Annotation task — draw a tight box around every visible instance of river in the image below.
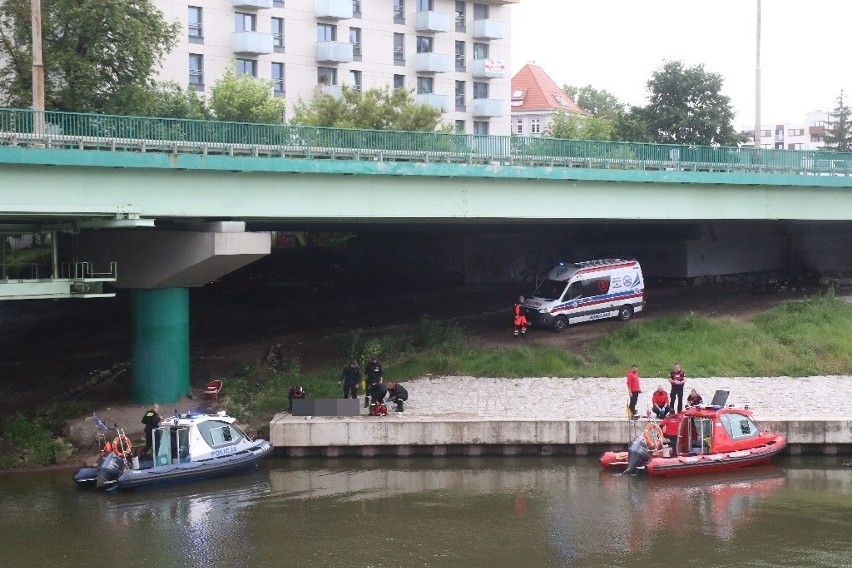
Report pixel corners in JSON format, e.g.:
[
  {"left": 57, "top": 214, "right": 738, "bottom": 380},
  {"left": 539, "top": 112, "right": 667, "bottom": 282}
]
[{"left": 1, "top": 456, "right": 850, "bottom": 568}]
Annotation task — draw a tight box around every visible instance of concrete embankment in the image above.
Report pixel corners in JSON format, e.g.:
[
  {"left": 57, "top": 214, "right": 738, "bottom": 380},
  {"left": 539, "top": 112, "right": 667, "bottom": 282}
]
[{"left": 269, "top": 376, "right": 852, "bottom": 457}]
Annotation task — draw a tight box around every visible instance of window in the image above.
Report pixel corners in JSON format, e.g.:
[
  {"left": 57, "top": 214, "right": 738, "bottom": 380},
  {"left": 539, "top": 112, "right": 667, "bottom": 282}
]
[
  {"left": 350, "top": 27, "right": 362, "bottom": 58},
  {"left": 394, "top": 0, "right": 405, "bottom": 22},
  {"left": 473, "top": 81, "right": 488, "bottom": 99},
  {"left": 236, "top": 58, "right": 257, "bottom": 77},
  {"left": 455, "top": 1, "right": 466, "bottom": 31},
  {"left": 271, "top": 62, "right": 284, "bottom": 95},
  {"left": 394, "top": 33, "right": 405, "bottom": 63},
  {"left": 581, "top": 277, "right": 610, "bottom": 297},
  {"left": 349, "top": 69, "right": 362, "bottom": 91},
  {"left": 455, "top": 80, "right": 465, "bottom": 111},
  {"left": 531, "top": 118, "right": 540, "bottom": 134},
  {"left": 235, "top": 12, "right": 256, "bottom": 32},
  {"left": 393, "top": 74, "right": 405, "bottom": 90},
  {"left": 788, "top": 128, "right": 804, "bottom": 137},
  {"left": 317, "top": 23, "right": 336, "bottom": 42},
  {"left": 274, "top": 0, "right": 284, "bottom": 5},
  {"left": 788, "top": 142, "right": 804, "bottom": 150},
  {"left": 455, "top": 120, "right": 465, "bottom": 133},
  {"left": 455, "top": 41, "right": 465, "bottom": 71},
  {"left": 811, "top": 134, "right": 823, "bottom": 142},
  {"left": 760, "top": 129, "right": 772, "bottom": 137},
  {"left": 272, "top": 18, "right": 284, "bottom": 51},
  {"left": 473, "top": 121, "right": 488, "bottom": 135},
  {"left": 188, "top": 7, "right": 203, "bottom": 43},
  {"left": 188, "top": 54, "right": 203, "bottom": 89},
  {"left": 352, "top": 0, "right": 361, "bottom": 17},
  {"left": 417, "top": 36, "right": 433, "bottom": 53},
  {"left": 417, "top": 0, "right": 433, "bottom": 10},
  {"left": 317, "top": 66, "right": 337, "bottom": 85},
  {"left": 416, "top": 76, "right": 433, "bottom": 94},
  {"left": 721, "top": 414, "right": 759, "bottom": 441},
  {"left": 515, "top": 119, "right": 523, "bottom": 135},
  {"left": 473, "top": 2, "right": 488, "bottom": 19},
  {"left": 473, "top": 42, "right": 488, "bottom": 59}
]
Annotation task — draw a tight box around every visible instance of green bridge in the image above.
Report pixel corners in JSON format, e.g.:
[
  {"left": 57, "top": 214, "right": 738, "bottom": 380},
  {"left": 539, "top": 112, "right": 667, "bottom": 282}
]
[{"left": 2, "top": 107, "right": 852, "bottom": 403}]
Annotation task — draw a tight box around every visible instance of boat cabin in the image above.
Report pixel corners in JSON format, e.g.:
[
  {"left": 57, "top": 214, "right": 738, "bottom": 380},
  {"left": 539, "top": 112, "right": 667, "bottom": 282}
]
[
  {"left": 152, "top": 412, "right": 251, "bottom": 467},
  {"left": 675, "top": 391, "right": 766, "bottom": 456}
]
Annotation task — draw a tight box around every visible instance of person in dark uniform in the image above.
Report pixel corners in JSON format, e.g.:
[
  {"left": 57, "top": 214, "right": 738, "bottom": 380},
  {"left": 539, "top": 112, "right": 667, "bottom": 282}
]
[
  {"left": 368, "top": 377, "right": 389, "bottom": 416},
  {"left": 387, "top": 381, "right": 408, "bottom": 412},
  {"left": 141, "top": 404, "right": 160, "bottom": 455},
  {"left": 288, "top": 385, "right": 306, "bottom": 412},
  {"left": 669, "top": 363, "right": 686, "bottom": 413},
  {"left": 339, "top": 360, "right": 361, "bottom": 399},
  {"left": 363, "top": 357, "right": 383, "bottom": 408}
]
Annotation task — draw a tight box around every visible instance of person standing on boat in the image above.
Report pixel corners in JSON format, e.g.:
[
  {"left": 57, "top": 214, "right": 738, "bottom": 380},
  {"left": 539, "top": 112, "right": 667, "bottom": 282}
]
[
  {"left": 669, "top": 363, "right": 686, "bottom": 413},
  {"left": 363, "top": 357, "right": 383, "bottom": 409},
  {"left": 141, "top": 404, "right": 160, "bottom": 455},
  {"left": 651, "top": 385, "right": 670, "bottom": 419},
  {"left": 686, "top": 389, "right": 703, "bottom": 407},
  {"left": 339, "top": 360, "right": 361, "bottom": 399},
  {"left": 626, "top": 364, "right": 641, "bottom": 419},
  {"left": 660, "top": 410, "right": 680, "bottom": 455}
]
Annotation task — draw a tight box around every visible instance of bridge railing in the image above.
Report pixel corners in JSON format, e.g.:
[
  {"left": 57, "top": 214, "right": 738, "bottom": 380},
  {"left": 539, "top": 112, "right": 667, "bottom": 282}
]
[{"left": 2, "top": 107, "right": 852, "bottom": 176}]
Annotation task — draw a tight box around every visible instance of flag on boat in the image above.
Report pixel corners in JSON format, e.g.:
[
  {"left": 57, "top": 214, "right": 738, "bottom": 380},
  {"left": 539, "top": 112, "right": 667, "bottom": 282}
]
[{"left": 93, "top": 414, "right": 108, "bottom": 430}]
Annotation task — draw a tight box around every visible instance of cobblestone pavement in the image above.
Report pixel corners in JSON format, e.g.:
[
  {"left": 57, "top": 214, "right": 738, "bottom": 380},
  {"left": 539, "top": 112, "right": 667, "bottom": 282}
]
[{"left": 393, "top": 375, "right": 852, "bottom": 420}]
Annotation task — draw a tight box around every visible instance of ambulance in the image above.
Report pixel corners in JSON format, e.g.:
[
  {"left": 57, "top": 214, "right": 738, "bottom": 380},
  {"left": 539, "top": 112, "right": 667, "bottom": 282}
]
[{"left": 522, "top": 259, "right": 645, "bottom": 332}]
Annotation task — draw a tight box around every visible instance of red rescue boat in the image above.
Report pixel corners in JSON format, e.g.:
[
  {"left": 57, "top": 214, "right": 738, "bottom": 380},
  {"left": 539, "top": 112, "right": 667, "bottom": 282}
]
[{"left": 600, "top": 390, "right": 787, "bottom": 478}]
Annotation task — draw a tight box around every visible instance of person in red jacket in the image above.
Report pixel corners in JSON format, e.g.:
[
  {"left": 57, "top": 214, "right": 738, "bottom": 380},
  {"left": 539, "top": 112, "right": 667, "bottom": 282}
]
[
  {"left": 626, "top": 364, "right": 641, "bottom": 419},
  {"left": 513, "top": 295, "right": 528, "bottom": 338},
  {"left": 651, "top": 385, "right": 670, "bottom": 419},
  {"left": 660, "top": 410, "right": 680, "bottom": 454}
]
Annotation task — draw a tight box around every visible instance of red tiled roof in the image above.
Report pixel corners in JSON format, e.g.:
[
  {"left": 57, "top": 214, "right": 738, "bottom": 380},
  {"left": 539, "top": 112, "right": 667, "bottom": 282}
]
[{"left": 510, "top": 63, "right": 588, "bottom": 114}]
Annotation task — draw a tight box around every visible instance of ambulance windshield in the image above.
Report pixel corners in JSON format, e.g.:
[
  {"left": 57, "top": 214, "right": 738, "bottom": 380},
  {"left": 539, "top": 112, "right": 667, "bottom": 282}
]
[{"left": 532, "top": 279, "right": 567, "bottom": 301}]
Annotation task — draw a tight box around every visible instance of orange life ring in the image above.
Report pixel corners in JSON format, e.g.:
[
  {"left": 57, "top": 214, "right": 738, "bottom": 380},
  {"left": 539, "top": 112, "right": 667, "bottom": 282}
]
[
  {"left": 643, "top": 423, "right": 664, "bottom": 450},
  {"left": 112, "top": 435, "right": 132, "bottom": 457}
]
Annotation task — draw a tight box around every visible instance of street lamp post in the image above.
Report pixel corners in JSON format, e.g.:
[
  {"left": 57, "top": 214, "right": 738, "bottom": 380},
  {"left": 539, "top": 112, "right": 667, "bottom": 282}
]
[
  {"left": 754, "top": 0, "right": 761, "bottom": 150},
  {"left": 31, "top": 0, "right": 45, "bottom": 136}
]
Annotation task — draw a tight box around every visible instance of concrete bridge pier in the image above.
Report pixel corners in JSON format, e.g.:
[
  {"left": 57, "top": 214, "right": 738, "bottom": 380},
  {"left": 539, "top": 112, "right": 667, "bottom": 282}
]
[
  {"left": 132, "top": 288, "right": 190, "bottom": 404},
  {"left": 79, "top": 222, "right": 270, "bottom": 403}
]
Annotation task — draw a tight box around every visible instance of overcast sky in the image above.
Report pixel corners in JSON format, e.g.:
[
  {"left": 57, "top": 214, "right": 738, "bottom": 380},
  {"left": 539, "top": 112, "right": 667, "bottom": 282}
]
[{"left": 510, "top": 0, "right": 852, "bottom": 127}]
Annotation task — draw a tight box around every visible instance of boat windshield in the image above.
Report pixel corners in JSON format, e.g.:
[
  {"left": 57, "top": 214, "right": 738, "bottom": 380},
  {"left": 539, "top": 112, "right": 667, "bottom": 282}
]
[
  {"left": 720, "top": 413, "right": 760, "bottom": 441},
  {"left": 532, "top": 279, "right": 567, "bottom": 301},
  {"left": 197, "top": 420, "right": 246, "bottom": 448},
  {"left": 153, "top": 427, "right": 190, "bottom": 466}
]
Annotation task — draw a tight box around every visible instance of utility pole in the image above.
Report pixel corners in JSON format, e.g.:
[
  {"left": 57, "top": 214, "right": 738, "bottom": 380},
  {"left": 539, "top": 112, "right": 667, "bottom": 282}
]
[
  {"left": 31, "top": 0, "right": 45, "bottom": 136},
  {"left": 754, "top": 0, "right": 761, "bottom": 150}
]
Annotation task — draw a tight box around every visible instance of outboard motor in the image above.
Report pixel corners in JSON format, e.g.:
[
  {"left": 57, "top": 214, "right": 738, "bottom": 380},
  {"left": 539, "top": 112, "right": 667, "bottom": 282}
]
[
  {"left": 623, "top": 435, "right": 652, "bottom": 475},
  {"left": 96, "top": 453, "right": 126, "bottom": 489}
]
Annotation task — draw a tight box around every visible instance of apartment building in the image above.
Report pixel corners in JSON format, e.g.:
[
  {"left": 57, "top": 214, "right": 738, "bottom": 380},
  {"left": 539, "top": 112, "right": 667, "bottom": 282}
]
[
  {"left": 152, "top": 0, "right": 518, "bottom": 134},
  {"left": 739, "top": 111, "right": 830, "bottom": 151}
]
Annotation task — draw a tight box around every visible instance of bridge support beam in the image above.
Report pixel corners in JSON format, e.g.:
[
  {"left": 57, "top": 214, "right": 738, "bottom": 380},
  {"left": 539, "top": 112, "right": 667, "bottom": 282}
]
[{"left": 132, "top": 287, "right": 189, "bottom": 404}]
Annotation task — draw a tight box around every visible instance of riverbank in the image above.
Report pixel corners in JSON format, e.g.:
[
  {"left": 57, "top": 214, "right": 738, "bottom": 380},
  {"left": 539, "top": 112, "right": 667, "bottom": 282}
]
[{"left": 270, "top": 375, "right": 852, "bottom": 457}]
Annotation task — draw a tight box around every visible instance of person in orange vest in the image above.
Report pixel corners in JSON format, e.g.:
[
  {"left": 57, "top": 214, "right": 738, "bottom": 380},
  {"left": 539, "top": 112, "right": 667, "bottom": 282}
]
[{"left": 513, "top": 295, "right": 528, "bottom": 338}]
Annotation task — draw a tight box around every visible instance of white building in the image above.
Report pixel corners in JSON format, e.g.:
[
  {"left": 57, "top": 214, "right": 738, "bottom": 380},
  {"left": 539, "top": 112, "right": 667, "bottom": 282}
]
[
  {"left": 509, "top": 62, "right": 587, "bottom": 136},
  {"left": 152, "top": 0, "right": 518, "bottom": 134},
  {"left": 739, "top": 110, "right": 830, "bottom": 151}
]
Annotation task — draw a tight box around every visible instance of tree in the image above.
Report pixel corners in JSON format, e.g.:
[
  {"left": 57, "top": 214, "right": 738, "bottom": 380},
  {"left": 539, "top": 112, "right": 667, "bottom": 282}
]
[
  {"left": 209, "top": 66, "right": 286, "bottom": 123},
  {"left": 822, "top": 91, "right": 852, "bottom": 152},
  {"left": 104, "top": 82, "right": 211, "bottom": 119},
  {"left": 0, "top": 0, "right": 180, "bottom": 112},
  {"left": 290, "top": 86, "right": 443, "bottom": 131},
  {"left": 544, "top": 110, "right": 613, "bottom": 141},
  {"left": 562, "top": 84, "right": 625, "bottom": 118},
  {"left": 638, "top": 60, "right": 741, "bottom": 146}
]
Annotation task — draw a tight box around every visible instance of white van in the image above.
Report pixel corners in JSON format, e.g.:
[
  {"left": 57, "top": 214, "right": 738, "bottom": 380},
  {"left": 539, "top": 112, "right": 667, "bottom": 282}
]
[{"left": 522, "top": 259, "right": 645, "bottom": 332}]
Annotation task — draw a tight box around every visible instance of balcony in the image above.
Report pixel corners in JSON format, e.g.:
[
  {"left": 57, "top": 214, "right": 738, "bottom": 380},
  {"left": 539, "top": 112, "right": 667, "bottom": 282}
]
[
  {"left": 415, "top": 94, "right": 450, "bottom": 113},
  {"left": 472, "top": 19, "right": 505, "bottom": 40},
  {"left": 415, "top": 11, "right": 451, "bottom": 33},
  {"left": 415, "top": 52, "right": 450, "bottom": 73},
  {"left": 316, "top": 0, "right": 352, "bottom": 20},
  {"left": 315, "top": 84, "right": 343, "bottom": 98},
  {"left": 234, "top": 32, "right": 274, "bottom": 55},
  {"left": 472, "top": 58, "right": 506, "bottom": 79},
  {"left": 472, "top": 98, "right": 503, "bottom": 117},
  {"left": 233, "top": 0, "right": 273, "bottom": 8},
  {"left": 315, "top": 41, "right": 354, "bottom": 63}
]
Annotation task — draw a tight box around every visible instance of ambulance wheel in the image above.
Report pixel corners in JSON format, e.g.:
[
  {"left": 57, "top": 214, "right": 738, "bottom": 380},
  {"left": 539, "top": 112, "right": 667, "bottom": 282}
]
[
  {"left": 618, "top": 305, "right": 634, "bottom": 321},
  {"left": 552, "top": 316, "right": 568, "bottom": 332}
]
